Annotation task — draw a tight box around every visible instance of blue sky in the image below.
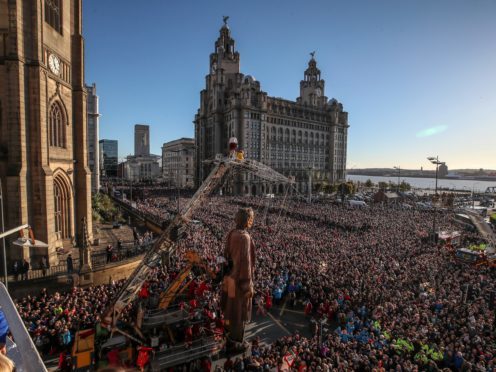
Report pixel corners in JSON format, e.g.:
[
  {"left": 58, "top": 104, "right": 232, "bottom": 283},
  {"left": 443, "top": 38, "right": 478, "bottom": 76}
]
[{"left": 84, "top": 0, "right": 496, "bottom": 170}]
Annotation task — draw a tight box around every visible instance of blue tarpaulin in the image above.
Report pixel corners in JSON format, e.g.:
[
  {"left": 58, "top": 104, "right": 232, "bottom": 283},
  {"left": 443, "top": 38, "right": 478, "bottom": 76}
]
[{"left": 0, "top": 309, "right": 8, "bottom": 344}]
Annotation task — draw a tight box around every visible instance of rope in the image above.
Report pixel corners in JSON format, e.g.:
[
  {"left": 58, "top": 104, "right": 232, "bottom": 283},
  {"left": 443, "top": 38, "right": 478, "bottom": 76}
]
[{"left": 272, "top": 183, "right": 291, "bottom": 235}]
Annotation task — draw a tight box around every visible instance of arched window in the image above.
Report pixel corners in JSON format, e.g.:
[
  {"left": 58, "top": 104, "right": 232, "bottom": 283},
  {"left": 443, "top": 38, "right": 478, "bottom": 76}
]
[
  {"left": 54, "top": 182, "right": 61, "bottom": 235},
  {"left": 53, "top": 174, "right": 71, "bottom": 240},
  {"left": 49, "top": 102, "right": 66, "bottom": 148},
  {"left": 45, "top": 0, "right": 62, "bottom": 33}
]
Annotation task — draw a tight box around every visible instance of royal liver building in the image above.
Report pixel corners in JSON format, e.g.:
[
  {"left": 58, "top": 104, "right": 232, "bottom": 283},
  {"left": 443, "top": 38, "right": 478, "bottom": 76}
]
[{"left": 194, "top": 19, "right": 349, "bottom": 194}]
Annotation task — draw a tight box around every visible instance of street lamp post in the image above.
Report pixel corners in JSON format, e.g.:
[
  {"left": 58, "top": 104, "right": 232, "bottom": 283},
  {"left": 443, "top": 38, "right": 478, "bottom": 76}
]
[
  {"left": 427, "top": 156, "right": 444, "bottom": 242},
  {"left": 472, "top": 182, "right": 480, "bottom": 211},
  {"left": 176, "top": 169, "right": 180, "bottom": 214},
  {"left": 0, "top": 223, "right": 30, "bottom": 291},
  {"left": 307, "top": 166, "right": 313, "bottom": 203},
  {"left": 394, "top": 166, "right": 401, "bottom": 193}
]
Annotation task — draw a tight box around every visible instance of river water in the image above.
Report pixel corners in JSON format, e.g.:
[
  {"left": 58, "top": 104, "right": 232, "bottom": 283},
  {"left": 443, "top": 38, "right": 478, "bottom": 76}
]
[{"left": 347, "top": 175, "right": 496, "bottom": 193}]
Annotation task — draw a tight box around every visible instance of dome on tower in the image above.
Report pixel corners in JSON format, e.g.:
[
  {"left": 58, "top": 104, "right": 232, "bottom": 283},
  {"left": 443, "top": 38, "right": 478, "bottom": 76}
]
[{"left": 243, "top": 75, "right": 256, "bottom": 84}]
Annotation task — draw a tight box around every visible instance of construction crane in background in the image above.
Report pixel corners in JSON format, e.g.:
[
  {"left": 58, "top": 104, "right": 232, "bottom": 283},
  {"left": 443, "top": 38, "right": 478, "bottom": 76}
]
[{"left": 102, "top": 148, "right": 294, "bottom": 327}]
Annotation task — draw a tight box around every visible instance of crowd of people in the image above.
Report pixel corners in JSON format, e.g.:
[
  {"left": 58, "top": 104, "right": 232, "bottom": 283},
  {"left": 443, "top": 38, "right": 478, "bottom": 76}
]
[
  {"left": 163, "top": 195, "right": 495, "bottom": 371},
  {"left": 132, "top": 196, "right": 186, "bottom": 223},
  {"left": 14, "top": 192, "right": 496, "bottom": 371}
]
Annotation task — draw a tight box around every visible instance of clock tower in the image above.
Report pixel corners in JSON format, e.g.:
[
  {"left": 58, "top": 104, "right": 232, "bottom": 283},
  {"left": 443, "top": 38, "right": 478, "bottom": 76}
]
[
  {"left": 297, "top": 53, "right": 327, "bottom": 107},
  {"left": 0, "top": 0, "right": 93, "bottom": 267},
  {"left": 210, "top": 17, "right": 240, "bottom": 78}
]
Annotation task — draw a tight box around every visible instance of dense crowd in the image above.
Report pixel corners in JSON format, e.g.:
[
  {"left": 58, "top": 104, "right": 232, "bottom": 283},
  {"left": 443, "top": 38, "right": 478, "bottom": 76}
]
[
  {"left": 15, "top": 193, "right": 496, "bottom": 371},
  {"left": 175, "top": 196, "right": 495, "bottom": 371},
  {"left": 16, "top": 284, "right": 123, "bottom": 354}
]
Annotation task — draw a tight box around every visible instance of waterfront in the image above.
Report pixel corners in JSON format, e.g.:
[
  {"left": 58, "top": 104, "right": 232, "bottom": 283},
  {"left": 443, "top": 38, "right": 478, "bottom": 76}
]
[{"left": 347, "top": 174, "right": 496, "bottom": 193}]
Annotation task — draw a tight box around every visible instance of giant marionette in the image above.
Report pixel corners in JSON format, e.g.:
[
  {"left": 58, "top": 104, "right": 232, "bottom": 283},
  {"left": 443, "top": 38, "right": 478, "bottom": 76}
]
[{"left": 221, "top": 207, "right": 256, "bottom": 351}]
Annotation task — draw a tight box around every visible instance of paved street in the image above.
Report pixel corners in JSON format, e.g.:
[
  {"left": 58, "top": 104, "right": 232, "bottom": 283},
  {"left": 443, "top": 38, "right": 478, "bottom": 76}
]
[{"left": 212, "top": 302, "right": 312, "bottom": 369}]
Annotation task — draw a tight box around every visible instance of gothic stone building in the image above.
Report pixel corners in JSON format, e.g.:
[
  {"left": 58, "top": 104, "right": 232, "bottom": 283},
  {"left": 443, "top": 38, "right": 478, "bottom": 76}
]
[
  {"left": 194, "top": 22, "right": 349, "bottom": 194},
  {"left": 0, "top": 0, "right": 93, "bottom": 265}
]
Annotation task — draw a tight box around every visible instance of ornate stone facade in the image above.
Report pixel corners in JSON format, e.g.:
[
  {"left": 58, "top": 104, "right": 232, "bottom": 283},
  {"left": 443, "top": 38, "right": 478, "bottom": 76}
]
[
  {"left": 194, "top": 21, "right": 349, "bottom": 194},
  {"left": 0, "top": 0, "right": 92, "bottom": 265}
]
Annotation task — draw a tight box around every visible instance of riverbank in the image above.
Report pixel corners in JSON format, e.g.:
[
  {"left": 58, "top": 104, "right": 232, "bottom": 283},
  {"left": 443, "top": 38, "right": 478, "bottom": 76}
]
[{"left": 347, "top": 175, "right": 496, "bottom": 193}]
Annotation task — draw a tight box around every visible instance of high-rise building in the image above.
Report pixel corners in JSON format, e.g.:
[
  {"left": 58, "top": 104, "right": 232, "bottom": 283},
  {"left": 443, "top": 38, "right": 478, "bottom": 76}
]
[
  {"left": 0, "top": 0, "right": 93, "bottom": 264},
  {"left": 99, "top": 140, "right": 118, "bottom": 178},
  {"left": 86, "top": 83, "right": 100, "bottom": 192},
  {"left": 134, "top": 124, "right": 150, "bottom": 156},
  {"left": 121, "top": 125, "right": 160, "bottom": 182},
  {"left": 194, "top": 20, "right": 349, "bottom": 194},
  {"left": 162, "top": 138, "right": 195, "bottom": 189}
]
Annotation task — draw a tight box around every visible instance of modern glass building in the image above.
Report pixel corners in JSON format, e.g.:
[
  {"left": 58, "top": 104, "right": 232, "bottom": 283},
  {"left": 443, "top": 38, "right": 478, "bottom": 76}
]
[{"left": 99, "top": 139, "right": 118, "bottom": 178}]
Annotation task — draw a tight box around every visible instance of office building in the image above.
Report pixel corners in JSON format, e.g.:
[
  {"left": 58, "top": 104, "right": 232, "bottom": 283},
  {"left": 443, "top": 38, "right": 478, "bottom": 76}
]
[
  {"left": 135, "top": 124, "right": 150, "bottom": 156},
  {"left": 99, "top": 140, "right": 118, "bottom": 178},
  {"left": 162, "top": 138, "right": 195, "bottom": 189},
  {"left": 121, "top": 126, "right": 160, "bottom": 181}
]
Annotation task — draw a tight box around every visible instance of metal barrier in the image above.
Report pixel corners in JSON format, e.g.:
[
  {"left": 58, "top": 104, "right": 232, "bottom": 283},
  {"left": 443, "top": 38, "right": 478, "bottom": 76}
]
[
  {"left": 142, "top": 307, "right": 189, "bottom": 329},
  {"left": 8, "top": 241, "right": 155, "bottom": 283},
  {"left": 150, "top": 336, "right": 220, "bottom": 371}
]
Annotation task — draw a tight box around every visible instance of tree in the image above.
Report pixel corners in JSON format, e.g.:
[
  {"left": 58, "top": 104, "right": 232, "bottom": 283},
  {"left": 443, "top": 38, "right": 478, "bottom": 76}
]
[
  {"left": 490, "top": 213, "right": 496, "bottom": 227},
  {"left": 378, "top": 182, "right": 388, "bottom": 190},
  {"left": 399, "top": 181, "right": 411, "bottom": 191},
  {"left": 92, "top": 193, "right": 123, "bottom": 222},
  {"left": 365, "top": 179, "right": 373, "bottom": 188},
  {"left": 338, "top": 182, "right": 354, "bottom": 195}
]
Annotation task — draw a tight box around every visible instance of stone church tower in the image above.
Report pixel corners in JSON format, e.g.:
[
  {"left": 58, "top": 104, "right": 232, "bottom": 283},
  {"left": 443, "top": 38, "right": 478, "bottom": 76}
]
[{"left": 0, "top": 0, "right": 92, "bottom": 265}]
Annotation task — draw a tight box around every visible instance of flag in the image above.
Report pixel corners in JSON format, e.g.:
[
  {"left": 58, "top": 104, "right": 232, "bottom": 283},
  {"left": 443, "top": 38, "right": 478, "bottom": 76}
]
[{"left": 280, "top": 349, "right": 297, "bottom": 371}]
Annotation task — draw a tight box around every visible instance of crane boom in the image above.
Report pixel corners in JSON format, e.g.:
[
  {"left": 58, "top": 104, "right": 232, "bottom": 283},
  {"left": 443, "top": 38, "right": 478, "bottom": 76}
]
[{"left": 103, "top": 157, "right": 294, "bottom": 326}]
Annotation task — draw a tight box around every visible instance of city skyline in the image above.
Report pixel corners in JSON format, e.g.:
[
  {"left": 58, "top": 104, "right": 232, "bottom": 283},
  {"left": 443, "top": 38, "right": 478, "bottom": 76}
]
[{"left": 84, "top": 0, "right": 496, "bottom": 170}]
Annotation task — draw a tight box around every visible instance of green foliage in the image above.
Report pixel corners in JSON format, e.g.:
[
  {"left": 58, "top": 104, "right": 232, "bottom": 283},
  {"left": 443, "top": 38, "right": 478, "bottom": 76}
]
[
  {"left": 468, "top": 243, "right": 487, "bottom": 252},
  {"left": 378, "top": 181, "right": 388, "bottom": 190},
  {"left": 399, "top": 181, "right": 411, "bottom": 191},
  {"left": 338, "top": 182, "right": 355, "bottom": 195},
  {"left": 490, "top": 213, "right": 496, "bottom": 225},
  {"left": 365, "top": 179, "right": 373, "bottom": 188},
  {"left": 92, "top": 209, "right": 102, "bottom": 223},
  {"left": 92, "top": 193, "right": 123, "bottom": 222}
]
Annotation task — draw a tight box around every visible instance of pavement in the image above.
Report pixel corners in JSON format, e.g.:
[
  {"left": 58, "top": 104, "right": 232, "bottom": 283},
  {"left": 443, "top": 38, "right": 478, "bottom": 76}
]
[
  {"left": 37, "top": 304, "right": 312, "bottom": 372},
  {"left": 212, "top": 300, "right": 312, "bottom": 369},
  {"left": 464, "top": 208, "right": 496, "bottom": 243},
  {"left": 6, "top": 223, "right": 139, "bottom": 299},
  {"left": 59, "top": 222, "right": 135, "bottom": 260}
]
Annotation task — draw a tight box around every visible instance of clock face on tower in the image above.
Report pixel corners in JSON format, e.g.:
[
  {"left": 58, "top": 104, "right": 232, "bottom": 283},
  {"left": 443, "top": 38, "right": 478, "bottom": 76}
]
[
  {"left": 211, "top": 62, "right": 217, "bottom": 74},
  {"left": 315, "top": 88, "right": 322, "bottom": 97},
  {"left": 48, "top": 54, "right": 61, "bottom": 75}
]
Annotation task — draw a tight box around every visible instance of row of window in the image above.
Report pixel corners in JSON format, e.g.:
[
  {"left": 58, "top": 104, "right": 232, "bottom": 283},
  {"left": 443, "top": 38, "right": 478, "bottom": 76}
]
[
  {"left": 267, "top": 112, "right": 328, "bottom": 125},
  {"left": 269, "top": 126, "right": 330, "bottom": 139}
]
